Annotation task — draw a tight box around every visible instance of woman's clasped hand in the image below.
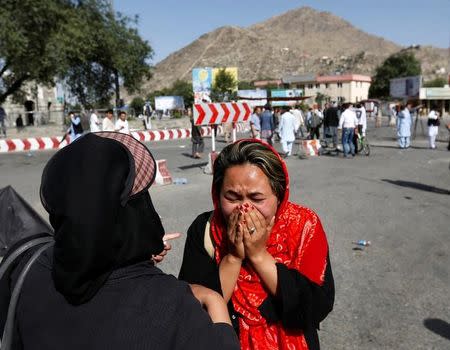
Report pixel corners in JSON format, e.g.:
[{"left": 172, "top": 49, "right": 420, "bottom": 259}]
[{"left": 226, "top": 203, "right": 275, "bottom": 263}]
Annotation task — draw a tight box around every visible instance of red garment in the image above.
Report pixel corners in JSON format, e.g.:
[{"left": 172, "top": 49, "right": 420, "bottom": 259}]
[{"left": 210, "top": 139, "right": 328, "bottom": 350}]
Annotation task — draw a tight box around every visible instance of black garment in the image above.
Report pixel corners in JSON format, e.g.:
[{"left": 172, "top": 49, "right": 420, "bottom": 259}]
[
  {"left": 72, "top": 118, "right": 83, "bottom": 134},
  {"left": 309, "top": 126, "right": 320, "bottom": 140},
  {"left": 0, "top": 246, "right": 239, "bottom": 350},
  {"left": 353, "top": 125, "right": 363, "bottom": 154},
  {"left": 179, "top": 211, "right": 335, "bottom": 350},
  {"left": 191, "top": 119, "right": 205, "bottom": 155},
  {"left": 40, "top": 133, "right": 164, "bottom": 305},
  {"left": 324, "top": 107, "right": 339, "bottom": 127}
]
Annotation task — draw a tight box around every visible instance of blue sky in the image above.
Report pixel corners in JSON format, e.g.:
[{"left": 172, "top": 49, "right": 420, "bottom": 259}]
[{"left": 114, "top": 0, "right": 450, "bottom": 63}]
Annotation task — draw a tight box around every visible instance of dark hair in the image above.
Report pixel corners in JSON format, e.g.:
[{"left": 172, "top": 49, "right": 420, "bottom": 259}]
[
  {"left": 119, "top": 111, "right": 126, "bottom": 116},
  {"left": 106, "top": 109, "right": 113, "bottom": 114},
  {"left": 213, "top": 141, "right": 286, "bottom": 202}
]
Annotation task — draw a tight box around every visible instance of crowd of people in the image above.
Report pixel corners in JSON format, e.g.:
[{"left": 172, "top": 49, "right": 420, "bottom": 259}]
[
  {"left": 66, "top": 109, "right": 131, "bottom": 142},
  {"left": 247, "top": 102, "right": 368, "bottom": 158}
]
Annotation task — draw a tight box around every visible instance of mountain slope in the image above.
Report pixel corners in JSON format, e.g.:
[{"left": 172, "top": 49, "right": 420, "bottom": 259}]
[{"left": 145, "top": 7, "right": 448, "bottom": 91}]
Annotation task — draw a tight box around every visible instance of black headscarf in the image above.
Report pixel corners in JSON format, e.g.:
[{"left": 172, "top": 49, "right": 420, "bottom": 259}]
[{"left": 40, "top": 132, "right": 164, "bottom": 305}]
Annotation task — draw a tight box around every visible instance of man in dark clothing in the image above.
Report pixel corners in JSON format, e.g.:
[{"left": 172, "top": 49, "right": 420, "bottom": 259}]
[
  {"left": 324, "top": 102, "right": 340, "bottom": 148},
  {"left": 0, "top": 106, "right": 6, "bottom": 138}
]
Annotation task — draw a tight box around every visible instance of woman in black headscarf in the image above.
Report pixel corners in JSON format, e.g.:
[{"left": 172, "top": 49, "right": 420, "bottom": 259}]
[{"left": 0, "top": 132, "right": 239, "bottom": 350}]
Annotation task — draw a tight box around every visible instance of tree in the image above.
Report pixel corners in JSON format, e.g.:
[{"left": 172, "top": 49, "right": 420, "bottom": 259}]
[
  {"left": 170, "top": 79, "right": 194, "bottom": 107},
  {"left": 211, "top": 68, "right": 237, "bottom": 102},
  {"left": 0, "top": 0, "right": 152, "bottom": 108},
  {"left": 423, "top": 77, "right": 447, "bottom": 88},
  {"left": 369, "top": 51, "right": 421, "bottom": 98},
  {"left": 129, "top": 96, "right": 145, "bottom": 116}
]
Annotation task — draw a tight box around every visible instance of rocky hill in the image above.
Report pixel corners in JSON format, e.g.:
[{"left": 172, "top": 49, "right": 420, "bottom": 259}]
[{"left": 145, "top": 6, "right": 448, "bottom": 91}]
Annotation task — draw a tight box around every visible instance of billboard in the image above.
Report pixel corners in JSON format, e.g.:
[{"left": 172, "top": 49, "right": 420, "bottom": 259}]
[
  {"left": 193, "top": 68, "right": 213, "bottom": 103},
  {"left": 237, "top": 89, "right": 267, "bottom": 107},
  {"left": 390, "top": 76, "right": 422, "bottom": 98},
  {"left": 154, "top": 96, "right": 185, "bottom": 111},
  {"left": 270, "top": 89, "right": 304, "bottom": 106},
  {"left": 193, "top": 67, "right": 239, "bottom": 103}
]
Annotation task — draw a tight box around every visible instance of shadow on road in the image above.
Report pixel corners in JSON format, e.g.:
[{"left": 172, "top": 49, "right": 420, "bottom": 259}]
[
  {"left": 423, "top": 318, "right": 450, "bottom": 341},
  {"left": 382, "top": 179, "right": 450, "bottom": 195},
  {"left": 178, "top": 162, "right": 208, "bottom": 170}
]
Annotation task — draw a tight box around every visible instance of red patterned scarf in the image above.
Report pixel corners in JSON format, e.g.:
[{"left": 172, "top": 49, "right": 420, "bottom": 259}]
[{"left": 210, "top": 140, "right": 328, "bottom": 350}]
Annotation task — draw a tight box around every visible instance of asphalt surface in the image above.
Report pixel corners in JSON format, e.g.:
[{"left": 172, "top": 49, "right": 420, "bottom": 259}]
[{"left": 1, "top": 120, "right": 449, "bottom": 349}]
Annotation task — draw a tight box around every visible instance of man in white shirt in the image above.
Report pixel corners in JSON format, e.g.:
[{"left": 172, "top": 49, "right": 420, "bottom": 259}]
[
  {"left": 278, "top": 106, "right": 298, "bottom": 157},
  {"left": 89, "top": 110, "right": 101, "bottom": 132},
  {"left": 102, "top": 109, "right": 115, "bottom": 131},
  {"left": 338, "top": 103, "right": 359, "bottom": 157},
  {"left": 115, "top": 111, "right": 130, "bottom": 134},
  {"left": 291, "top": 106, "right": 304, "bottom": 138}
]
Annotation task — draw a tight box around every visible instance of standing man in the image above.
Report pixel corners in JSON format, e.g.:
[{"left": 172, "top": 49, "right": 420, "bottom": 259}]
[
  {"left": 0, "top": 105, "right": 7, "bottom": 138},
  {"left": 397, "top": 103, "right": 412, "bottom": 149},
  {"left": 278, "top": 106, "right": 297, "bottom": 157},
  {"left": 115, "top": 111, "right": 130, "bottom": 134},
  {"left": 89, "top": 110, "right": 101, "bottom": 132},
  {"left": 250, "top": 106, "right": 262, "bottom": 139},
  {"left": 353, "top": 103, "right": 367, "bottom": 153},
  {"left": 68, "top": 112, "right": 83, "bottom": 142},
  {"left": 325, "top": 102, "right": 340, "bottom": 148},
  {"left": 102, "top": 109, "right": 115, "bottom": 131},
  {"left": 338, "top": 103, "right": 359, "bottom": 157},
  {"left": 291, "top": 105, "right": 305, "bottom": 138},
  {"left": 260, "top": 104, "right": 274, "bottom": 145},
  {"left": 309, "top": 105, "right": 323, "bottom": 140}
]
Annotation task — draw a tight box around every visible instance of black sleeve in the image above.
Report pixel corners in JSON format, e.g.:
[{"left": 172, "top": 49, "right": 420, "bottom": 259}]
[
  {"left": 259, "top": 254, "right": 334, "bottom": 330},
  {"left": 174, "top": 283, "right": 240, "bottom": 350},
  {"left": 178, "top": 212, "right": 222, "bottom": 294}
]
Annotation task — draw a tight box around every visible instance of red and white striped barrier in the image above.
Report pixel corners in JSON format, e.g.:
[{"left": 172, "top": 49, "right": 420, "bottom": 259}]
[
  {"left": 194, "top": 102, "right": 251, "bottom": 125},
  {"left": 0, "top": 123, "right": 250, "bottom": 153},
  {"left": 301, "top": 140, "right": 321, "bottom": 156},
  {"left": 155, "top": 159, "right": 173, "bottom": 185}
]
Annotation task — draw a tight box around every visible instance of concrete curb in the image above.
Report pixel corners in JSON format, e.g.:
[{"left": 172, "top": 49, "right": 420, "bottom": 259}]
[{"left": 0, "top": 123, "right": 250, "bottom": 153}]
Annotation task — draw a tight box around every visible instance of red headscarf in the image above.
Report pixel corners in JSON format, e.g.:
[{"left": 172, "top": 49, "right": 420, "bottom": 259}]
[{"left": 210, "top": 139, "right": 328, "bottom": 349}]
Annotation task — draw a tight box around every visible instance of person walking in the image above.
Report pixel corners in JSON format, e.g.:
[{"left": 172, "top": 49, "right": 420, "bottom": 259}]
[
  {"left": 0, "top": 105, "right": 7, "bottom": 138},
  {"left": 278, "top": 106, "right": 298, "bottom": 157},
  {"left": 250, "top": 107, "right": 262, "bottom": 140},
  {"left": 190, "top": 110, "right": 204, "bottom": 158},
  {"left": 68, "top": 112, "right": 83, "bottom": 142},
  {"left": 338, "top": 103, "right": 358, "bottom": 157},
  {"left": 260, "top": 104, "right": 274, "bottom": 145},
  {"left": 427, "top": 106, "right": 440, "bottom": 149},
  {"left": 397, "top": 103, "right": 413, "bottom": 149}
]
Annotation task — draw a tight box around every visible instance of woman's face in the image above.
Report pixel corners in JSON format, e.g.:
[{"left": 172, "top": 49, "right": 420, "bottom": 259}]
[{"left": 219, "top": 163, "right": 279, "bottom": 225}]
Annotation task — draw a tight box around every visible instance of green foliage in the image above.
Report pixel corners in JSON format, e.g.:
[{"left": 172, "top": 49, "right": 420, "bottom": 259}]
[
  {"left": 170, "top": 79, "right": 194, "bottom": 107},
  {"left": 423, "top": 77, "right": 447, "bottom": 88},
  {"left": 369, "top": 51, "right": 421, "bottom": 98},
  {"left": 129, "top": 96, "right": 145, "bottom": 116},
  {"left": 315, "top": 92, "right": 330, "bottom": 106},
  {"left": 238, "top": 81, "right": 254, "bottom": 90},
  {"left": 0, "top": 0, "right": 153, "bottom": 107},
  {"left": 211, "top": 68, "right": 237, "bottom": 102},
  {"left": 146, "top": 79, "right": 193, "bottom": 108}
]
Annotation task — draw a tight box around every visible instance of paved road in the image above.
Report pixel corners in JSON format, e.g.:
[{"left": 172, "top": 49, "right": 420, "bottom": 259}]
[{"left": 1, "top": 122, "right": 449, "bottom": 349}]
